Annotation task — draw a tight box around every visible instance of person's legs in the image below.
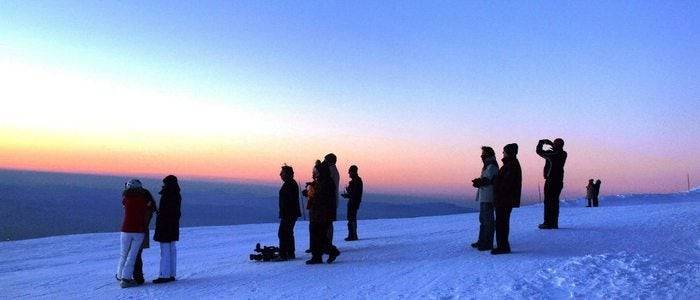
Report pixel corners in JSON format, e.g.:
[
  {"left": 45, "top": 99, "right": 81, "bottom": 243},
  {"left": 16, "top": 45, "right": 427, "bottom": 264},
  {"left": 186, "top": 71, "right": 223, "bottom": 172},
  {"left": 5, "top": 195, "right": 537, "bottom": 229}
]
[
  {"left": 478, "top": 202, "right": 494, "bottom": 249},
  {"left": 309, "top": 222, "right": 323, "bottom": 260},
  {"left": 170, "top": 242, "right": 177, "bottom": 278},
  {"left": 326, "top": 222, "right": 334, "bottom": 244},
  {"left": 551, "top": 182, "right": 563, "bottom": 227},
  {"left": 117, "top": 232, "right": 130, "bottom": 279},
  {"left": 132, "top": 246, "right": 145, "bottom": 283},
  {"left": 160, "top": 242, "right": 172, "bottom": 278},
  {"left": 122, "top": 233, "right": 144, "bottom": 280},
  {"left": 289, "top": 219, "right": 296, "bottom": 257},
  {"left": 543, "top": 181, "right": 553, "bottom": 226},
  {"left": 495, "top": 206, "right": 505, "bottom": 249},
  {"left": 278, "top": 220, "right": 288, "bottom": 257},
  {"left": 593, "top": 197, "right": 599, "bottom": 207}
]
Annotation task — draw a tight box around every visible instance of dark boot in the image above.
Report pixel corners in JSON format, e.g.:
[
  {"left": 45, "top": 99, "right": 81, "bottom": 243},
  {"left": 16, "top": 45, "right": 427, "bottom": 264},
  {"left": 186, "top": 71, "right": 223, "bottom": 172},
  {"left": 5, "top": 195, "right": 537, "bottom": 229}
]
[
  {"left": 327, "top": 247, "right": 341, "bottom": 264},
  {"left": 306, "top": 256, "right": 323, "bottom": 265},
  {"left": 491, "top": 247, "right": 511, "bottom": 255}
]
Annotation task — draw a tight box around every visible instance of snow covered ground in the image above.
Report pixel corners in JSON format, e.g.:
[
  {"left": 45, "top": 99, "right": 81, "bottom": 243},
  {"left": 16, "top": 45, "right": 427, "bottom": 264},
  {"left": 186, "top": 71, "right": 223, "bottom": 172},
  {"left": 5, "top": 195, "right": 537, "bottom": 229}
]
[{"left": 1, "top": 191, "right": 698, "bottom": 299}]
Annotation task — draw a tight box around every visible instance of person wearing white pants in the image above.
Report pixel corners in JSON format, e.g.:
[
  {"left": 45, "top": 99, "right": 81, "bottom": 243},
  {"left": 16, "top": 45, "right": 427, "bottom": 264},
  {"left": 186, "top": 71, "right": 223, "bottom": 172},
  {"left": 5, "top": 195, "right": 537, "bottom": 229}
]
[
  {"left": 117, "top": 232, "right": 145, "bottom": 281},
  {"left": 153, "top": 175, "right": 182, "bottom": 284},
  {"left": 159, "top": 242, "right": 177, "bottom": 278},
  {"left": 117, "top": 179, "right": 152, "bottom": 288}
]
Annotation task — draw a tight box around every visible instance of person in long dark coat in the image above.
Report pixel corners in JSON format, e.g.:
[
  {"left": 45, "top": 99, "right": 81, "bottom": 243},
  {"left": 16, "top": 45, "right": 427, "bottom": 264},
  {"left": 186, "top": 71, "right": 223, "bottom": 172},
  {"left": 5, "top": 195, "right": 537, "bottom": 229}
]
[
  {"left": 341, "top": 165, "right": 363, "bottom": 241},
  {"left": 153, "top": 175, "right": 181, "bottom": 284},
  {"left": 306, "top": 159, "right": 340, "bottom": 265},
  {"left": 593, "top": 179, "right": 602, "bottom": 207},
  {"left": 586, "top": 179, "right": 595, "bottom": 207},
  {"left": 492, "top": 143, "right": 522, "bottom": 255},
  {"left": 536, "top": 138, "right": 567, "bottom": 229},
  {"left": 278, "top": 165, "right": 301, "bottom": 260}
]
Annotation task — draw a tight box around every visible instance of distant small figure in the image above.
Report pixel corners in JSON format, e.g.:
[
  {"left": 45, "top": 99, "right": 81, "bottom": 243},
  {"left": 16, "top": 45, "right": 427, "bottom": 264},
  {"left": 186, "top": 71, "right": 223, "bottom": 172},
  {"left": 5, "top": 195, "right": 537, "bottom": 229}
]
[
  {"left": 593, "top": 179, "right": 602, "bottom": 207},
  {"left": 116, "top": 179, "right": 154, "bottom": 288},
  {"left": 277, "top": 166, "right": 301, "bottom": 261},
  {"left": 492, "top": 143, "right": 522, "bottom": 255},
  {"left": 153, "top": 175, "right": 181, "bottom": 284},
  {"left": 586, "top": 179, "right": 595, "bottom": 207},
  {"left": 306, "top": 157, "right": 341, "bottom": 265},
  {"left": 341, "top": 165, "right": 363, "bottom": 241},
  {"left": 536, "top": 138, "right": 567, "bottom": 229},
  {"left": 470, "top": 146, "right": 499, "bottom": 251}
]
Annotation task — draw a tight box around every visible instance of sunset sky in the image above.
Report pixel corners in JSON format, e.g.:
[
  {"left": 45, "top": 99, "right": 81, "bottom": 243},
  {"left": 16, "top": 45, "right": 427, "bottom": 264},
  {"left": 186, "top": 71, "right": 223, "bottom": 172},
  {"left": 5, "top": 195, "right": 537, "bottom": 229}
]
[{"left": 1, "top": 1, "right": 698, "bottom": 198}]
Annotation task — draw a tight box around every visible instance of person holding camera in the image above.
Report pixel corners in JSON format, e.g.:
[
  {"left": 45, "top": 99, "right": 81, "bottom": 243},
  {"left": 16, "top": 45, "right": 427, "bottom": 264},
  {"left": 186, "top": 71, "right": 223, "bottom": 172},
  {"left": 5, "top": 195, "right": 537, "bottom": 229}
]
[
  {"left": 278, "top": 166, "right": 301, "bottom": 261},
  {"left": 306, "top": 157, "right": 341, "bottom": 265},
  {"left": 471, "top": 146, "right": 499, "bottom": 251},
  {"left": 536, "top": 138, "right": 567, "bottom": 229},
  {"left": 492, "top": 143, "right": 522, "bottom": 255},
  {"left": 341, "top": 165, "right": 363, "bottom": 241}
]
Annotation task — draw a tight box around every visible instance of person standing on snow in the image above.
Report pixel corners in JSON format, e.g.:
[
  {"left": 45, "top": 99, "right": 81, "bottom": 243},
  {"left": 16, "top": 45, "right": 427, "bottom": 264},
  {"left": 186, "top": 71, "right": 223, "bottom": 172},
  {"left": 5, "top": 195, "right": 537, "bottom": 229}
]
[
  {"left": 341, "top": 165, "right": 363, "bottom": 241},
  {"left": 536, "top": 138, "right": 567, "bottom": 229},
  {"left": 586, "top": 179, "right": 595, "bottom": 207},
  {"left": 306, "top": 157, "right": 340, "bottom": 265},
  {"left": 325, "top": 153, "right": 340, "bottom": 244},
  {"left": 116, "top": 179, "right": 153, "bottom": 288},
  {"left": 592, "top": 179, "right": 602, "bottom": 207},
  {"left": 132, "top": 186, "right": 156, "bottom": 285},
  {"left": 492, "top": 143, "right": 522, "bottom": 255},
  {"left": 471, "top": 146, "right": 499, "bottom": 251},
  {"left": 152, "top": 175, "right": 182, "bottom": 284},
  {"left": 278, "top": 166, "right": 301, "bottom": 260}
]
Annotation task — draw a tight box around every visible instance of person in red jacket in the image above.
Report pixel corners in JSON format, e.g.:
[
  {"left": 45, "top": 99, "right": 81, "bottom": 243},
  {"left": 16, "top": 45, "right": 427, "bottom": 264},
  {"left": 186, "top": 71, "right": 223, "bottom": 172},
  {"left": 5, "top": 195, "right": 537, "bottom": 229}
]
[{"left": 116, "top": 179, "right": 153, "bottom": 288}]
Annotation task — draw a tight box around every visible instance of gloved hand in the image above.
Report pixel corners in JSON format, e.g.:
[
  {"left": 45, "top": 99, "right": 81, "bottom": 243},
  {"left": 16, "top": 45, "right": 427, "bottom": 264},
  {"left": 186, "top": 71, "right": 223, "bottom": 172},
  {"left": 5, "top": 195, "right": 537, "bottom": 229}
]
[{"left": 472, "top": 178, "right": 484, "bottom": 188}]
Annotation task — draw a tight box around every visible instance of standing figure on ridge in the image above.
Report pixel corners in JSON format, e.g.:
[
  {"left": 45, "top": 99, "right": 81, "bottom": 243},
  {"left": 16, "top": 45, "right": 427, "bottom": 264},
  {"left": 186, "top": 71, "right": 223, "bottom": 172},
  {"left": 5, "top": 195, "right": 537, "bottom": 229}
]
[
  {"left": 341, "top": 165, "right": 363, "bottom": 241},
  {"left": 471, "top": 146, "right": 499, "bottom": 251},
  {"left": 492, "top": 143, "right": 522, "bottom": 255},
  {"left": 536, "top": 138, "right": 567, "bottom": 229},
  {"left": 586, "top": 179, "right": 595, "bottom": 207},
  {"left": 116, "top": 179, "right": 154, "bottom": 288},
  {"left": 592, "top": 179, "right": 602, "bottom": 207},
  {"left": 153, "top": 175, "right": 182, "bottom": 284},
  {"left": 277, "top": 166, "right": 301, "bottom": 261},
  {"left": 306, "top": 156, "right": 341, "bottom": 264},
  {"left": 325, "top": 153, "right": 340, "bottom": 244}
]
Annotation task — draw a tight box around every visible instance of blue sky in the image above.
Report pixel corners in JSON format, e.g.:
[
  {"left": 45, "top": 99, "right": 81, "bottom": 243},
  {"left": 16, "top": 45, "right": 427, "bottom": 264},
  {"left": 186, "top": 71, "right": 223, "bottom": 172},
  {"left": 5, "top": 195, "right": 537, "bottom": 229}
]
[{"left": 1, "top": 1, "right": 699, "bottom": 196}]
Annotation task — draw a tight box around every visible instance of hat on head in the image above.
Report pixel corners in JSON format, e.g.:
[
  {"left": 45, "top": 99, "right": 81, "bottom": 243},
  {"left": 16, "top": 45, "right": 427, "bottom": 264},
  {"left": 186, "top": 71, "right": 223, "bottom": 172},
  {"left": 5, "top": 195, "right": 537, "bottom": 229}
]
[
  {"left": 125, "top": 179, "right": 142, "bottom": 189},
  {"left": 349, "top": 165, "right": 358, "bottom": 173},
  {"left": 553, "top": 138, "right": 565, "bottom": 148},
  {"left": 163, "top": 175, "right": 178, "bottom": 185}
]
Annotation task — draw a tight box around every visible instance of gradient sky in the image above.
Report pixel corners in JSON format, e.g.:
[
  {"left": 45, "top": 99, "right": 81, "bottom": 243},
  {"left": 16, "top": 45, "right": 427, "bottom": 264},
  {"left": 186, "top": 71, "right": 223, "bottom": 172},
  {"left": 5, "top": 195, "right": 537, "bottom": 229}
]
[{"left": 1, "top": 1, "right": 699, "bottom": 199}]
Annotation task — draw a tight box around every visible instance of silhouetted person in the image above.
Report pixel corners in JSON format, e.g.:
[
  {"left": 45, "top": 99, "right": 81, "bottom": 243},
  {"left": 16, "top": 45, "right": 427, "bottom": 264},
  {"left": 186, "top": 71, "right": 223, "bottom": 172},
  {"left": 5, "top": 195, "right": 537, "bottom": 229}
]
[
  {"left": 341, "top": 165, "right": 363, "bottom": 241},
  {"left": 302, "top": 160, "right": 321, "bottom": 254},
  {"left": 278, "top": 166, "right": 301, "bottom": 260},
  {"left": 325, "top": 153, "right": 340, "bottom": 244},
  {"left": 593, "top": 179, "right": 602, "bottom": 207},
  {"left": 153, "top": 175, "right": 181, "bottom": 284},
  {"left": 116, "top": 179, "right": 154, "bottom": 288},
  {"left": 306, "top": 158, "right": 340, "bottom": 265},
  {"left": 586, "top": 179, "right": 595, "bottom": 207},
  {"left": 471, "top": 146, "right": 499, "bottom": 251},
  {"left": 492, "top": 143, "right": 522, "bottom": 255},
  {"left": 132, "top": 185, "right": 156, "bottom": 285},
  {"left": 537, "top": 138, "right": 567, "bottom": 229}
]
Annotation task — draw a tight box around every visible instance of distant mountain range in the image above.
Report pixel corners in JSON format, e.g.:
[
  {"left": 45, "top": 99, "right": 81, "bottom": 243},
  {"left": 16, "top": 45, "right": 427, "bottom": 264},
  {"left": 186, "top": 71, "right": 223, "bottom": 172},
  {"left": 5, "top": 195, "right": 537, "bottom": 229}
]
[{"left": 0, "top": 169, "right": 475, "bottom": 241}]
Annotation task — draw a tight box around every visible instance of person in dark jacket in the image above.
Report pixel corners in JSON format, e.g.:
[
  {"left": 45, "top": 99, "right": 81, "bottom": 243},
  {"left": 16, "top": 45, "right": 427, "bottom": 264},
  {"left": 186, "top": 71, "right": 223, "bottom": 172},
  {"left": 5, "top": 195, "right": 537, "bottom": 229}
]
[
  {"left": 593, "top": 179, "right": 602, "bottom": 207},
  {"left": 278, "top": 166, "right": 301, "bottom": 260},
  {"left": 536, "top": 138, "right": 567, "bottom": 229},
  {"left": 153, "top": 175, "right": 181, "bottom": 284},
  {"left": 586, "top": 179, "right": 595, "bottom": 207},
  {"left": 492, "top": 143, "right": 522, "bottom": 255},
  {"left": 133, "top": 188, "right": 156, "bottom": 285},
  {"left": 341, "top": 165, "right": 363, "bottom": 241},
  {"left": 306, "top": 158, "right": 340, "bottom": 265},
  {"left": 116, "top": 179, "right": 153, "bottom": 288}
]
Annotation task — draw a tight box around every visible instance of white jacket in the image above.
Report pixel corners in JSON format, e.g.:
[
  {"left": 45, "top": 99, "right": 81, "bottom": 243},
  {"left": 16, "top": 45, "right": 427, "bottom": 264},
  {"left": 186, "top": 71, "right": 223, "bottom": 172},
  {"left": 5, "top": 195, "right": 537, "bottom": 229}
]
[{"left": 477, "top": 161, "right": 499, "bottom": 203}]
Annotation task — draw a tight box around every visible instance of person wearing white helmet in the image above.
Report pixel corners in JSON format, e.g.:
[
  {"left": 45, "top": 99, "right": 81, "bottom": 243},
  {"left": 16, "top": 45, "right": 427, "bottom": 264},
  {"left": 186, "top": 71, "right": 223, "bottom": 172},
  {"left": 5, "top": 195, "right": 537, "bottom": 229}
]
[{"left": 116, "top": 179, "right": 155, "bottom": 288}]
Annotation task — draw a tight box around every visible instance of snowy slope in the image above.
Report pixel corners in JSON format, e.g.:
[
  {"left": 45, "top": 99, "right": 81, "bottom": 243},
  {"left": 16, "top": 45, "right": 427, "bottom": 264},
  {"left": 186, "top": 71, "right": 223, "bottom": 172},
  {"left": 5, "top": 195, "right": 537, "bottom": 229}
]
[{"left": 1, "top": 192, "right": 698, "bottom": 299}]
